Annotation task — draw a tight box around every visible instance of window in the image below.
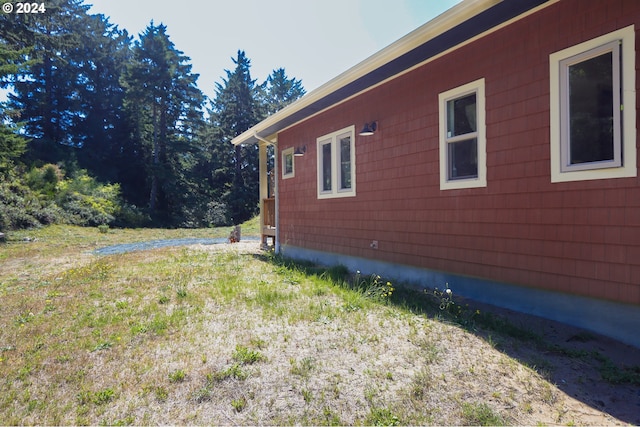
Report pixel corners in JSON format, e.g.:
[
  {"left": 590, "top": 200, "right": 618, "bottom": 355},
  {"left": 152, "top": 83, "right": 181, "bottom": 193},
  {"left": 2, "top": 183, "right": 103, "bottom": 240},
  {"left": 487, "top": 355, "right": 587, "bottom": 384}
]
[
  {"left": 282, "top": 147, "right": 295, "bottom": 179},
  {"left": 550, "top": 26, "right": 636, "bottom": 182},
  {"left": 438, "top": 78, "right": 486, "bottom": 190},
  {"left": 317, "top": 125, "right": 356, "bottom": 199}
]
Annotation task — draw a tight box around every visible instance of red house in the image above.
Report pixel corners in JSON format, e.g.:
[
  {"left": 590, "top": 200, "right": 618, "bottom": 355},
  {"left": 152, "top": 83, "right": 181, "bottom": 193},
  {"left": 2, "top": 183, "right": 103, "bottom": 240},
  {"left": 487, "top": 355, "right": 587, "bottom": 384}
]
[{"left": 232, "top": 0, "right": 640, "bottom": 347}]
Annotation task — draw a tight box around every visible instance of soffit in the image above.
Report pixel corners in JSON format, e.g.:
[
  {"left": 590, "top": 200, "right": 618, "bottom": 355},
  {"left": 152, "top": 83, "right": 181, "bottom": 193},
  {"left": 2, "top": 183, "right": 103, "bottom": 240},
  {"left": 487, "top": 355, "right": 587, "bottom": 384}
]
[{"left": 232, "top": 0, "right": 550, "bottom": 146}]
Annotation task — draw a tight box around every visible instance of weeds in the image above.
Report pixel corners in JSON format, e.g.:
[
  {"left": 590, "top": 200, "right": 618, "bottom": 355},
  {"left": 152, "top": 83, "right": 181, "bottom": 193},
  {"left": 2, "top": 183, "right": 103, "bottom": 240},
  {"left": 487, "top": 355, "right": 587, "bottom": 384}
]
[
  {"left": 78, "top": 388, "right": 116, "bottom": 406},
  {"left": 233, "top": 345, "right": 265, "bottom": 365},
  {"left": 290, "top": 357, "right": 316, "bottom": 378},
  {"left": 1, "top": 224, "right": 636, "bottom": 426},
  {"left": 366, "top": 407, "right": 401, "bottom": 426},
  {"left": 168, "top": 369, "right": 186, "bottom": 383},
  {"left": 231, "top": 397, "right": 247, "bottom": 412},
  {"left": 460, "top": 402, "right": 504, "bottom": 426}
]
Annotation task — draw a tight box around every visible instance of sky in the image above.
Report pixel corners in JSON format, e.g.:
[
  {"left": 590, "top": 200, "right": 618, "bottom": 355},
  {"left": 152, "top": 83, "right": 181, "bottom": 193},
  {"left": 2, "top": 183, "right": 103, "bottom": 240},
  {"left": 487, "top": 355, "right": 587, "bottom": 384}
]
[{"left": 85, "top": 0, "right": 462, "bottom": 101}]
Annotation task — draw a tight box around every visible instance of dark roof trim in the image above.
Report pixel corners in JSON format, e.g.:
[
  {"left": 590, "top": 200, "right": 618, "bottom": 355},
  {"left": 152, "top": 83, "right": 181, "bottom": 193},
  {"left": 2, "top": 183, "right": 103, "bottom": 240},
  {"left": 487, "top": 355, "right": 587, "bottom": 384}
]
[{"left": 233, "top": 0, "right": 550, "bottom": 146}]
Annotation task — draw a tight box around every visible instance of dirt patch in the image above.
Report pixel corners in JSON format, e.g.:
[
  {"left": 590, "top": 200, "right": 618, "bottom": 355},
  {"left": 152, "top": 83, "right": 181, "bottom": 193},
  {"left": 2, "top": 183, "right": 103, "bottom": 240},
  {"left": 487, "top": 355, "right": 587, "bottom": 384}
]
[
  {"left": 469, "top": 300, "right": 640, "bottom": 425},
  {"left": 190, "top": 241, "right": 640, "bottom": 425}
]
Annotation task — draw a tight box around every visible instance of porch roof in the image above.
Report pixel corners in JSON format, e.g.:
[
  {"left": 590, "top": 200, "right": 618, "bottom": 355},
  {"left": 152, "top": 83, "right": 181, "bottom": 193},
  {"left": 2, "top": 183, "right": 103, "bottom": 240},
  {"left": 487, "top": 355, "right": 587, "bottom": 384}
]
[{"left": 231, "top": 0, "right": 551, "bottom": 146}]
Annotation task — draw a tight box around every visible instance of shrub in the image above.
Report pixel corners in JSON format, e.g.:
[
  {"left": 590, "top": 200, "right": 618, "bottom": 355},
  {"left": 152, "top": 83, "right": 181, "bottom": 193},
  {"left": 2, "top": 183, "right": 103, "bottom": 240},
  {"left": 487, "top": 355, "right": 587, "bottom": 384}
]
[
  {"left": 0, "top": 181, "right": 59, "bottom": 231},
  {"left": 55, "top": 170, "right": 122, "bottom": 226}
]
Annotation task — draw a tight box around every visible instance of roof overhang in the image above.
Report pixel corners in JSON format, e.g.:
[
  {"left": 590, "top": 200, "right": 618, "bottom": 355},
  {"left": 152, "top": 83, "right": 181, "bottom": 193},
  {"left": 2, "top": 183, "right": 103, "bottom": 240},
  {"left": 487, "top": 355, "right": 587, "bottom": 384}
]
[{"left": 232, "top": 0, "right": 552, "bottom": 146}]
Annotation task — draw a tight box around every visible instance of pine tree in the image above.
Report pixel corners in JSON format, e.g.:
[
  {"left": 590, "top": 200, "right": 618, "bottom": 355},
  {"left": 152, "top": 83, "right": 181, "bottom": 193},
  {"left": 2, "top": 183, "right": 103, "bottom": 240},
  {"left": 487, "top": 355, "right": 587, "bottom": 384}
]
[
  {"left": 73, "top": 15, "right": 132, "bottom": 184},
  {"left": 260, "top": 68, "right": 306, "bottom": 115},
  {"left": 0, "top": 4, "right": 31, "bottom": 178},
  {"left": 208, "top": 51, "right": 262, "bottom": 225},
  {"left": 120, "top": 22, "right": 204, "bottom": 222},
  {"left": 8, "top": 0, "right": 89, "bottom": 152}
]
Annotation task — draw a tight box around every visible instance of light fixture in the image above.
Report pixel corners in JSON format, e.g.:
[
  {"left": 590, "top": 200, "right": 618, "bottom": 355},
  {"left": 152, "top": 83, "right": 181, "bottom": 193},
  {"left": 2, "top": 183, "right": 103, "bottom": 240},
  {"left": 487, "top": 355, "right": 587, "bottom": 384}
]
[
  {"left": 359, "top": 121, "right": 378, "bottom": 136},
  {"left": 294, "top": 145, "right": 307, "bottom": 156}
]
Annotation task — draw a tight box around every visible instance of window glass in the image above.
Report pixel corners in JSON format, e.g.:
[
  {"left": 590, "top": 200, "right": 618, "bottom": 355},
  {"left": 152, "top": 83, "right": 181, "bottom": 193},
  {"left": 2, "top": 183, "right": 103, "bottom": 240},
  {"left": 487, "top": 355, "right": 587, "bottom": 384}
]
[
  {"left": 284, "top": 152, "right": 293, "bottom": 175},
  {"left": 339, "top": 136, "right": 351, "bottom": 190},
  {"left": 568, "top": 51, "right": 614, "bottom": 165},
  {"left": 322, "top": 142, "right": 332, "bottom": 192},
  {"left": 447, "top": 93, "right": 477, "bottom": 137},
  {"left": 448, "top": 138, "right": 478, "bottom": 179},
  {"left": 281, "top": 147, "right": 295, "bottom": 179}
]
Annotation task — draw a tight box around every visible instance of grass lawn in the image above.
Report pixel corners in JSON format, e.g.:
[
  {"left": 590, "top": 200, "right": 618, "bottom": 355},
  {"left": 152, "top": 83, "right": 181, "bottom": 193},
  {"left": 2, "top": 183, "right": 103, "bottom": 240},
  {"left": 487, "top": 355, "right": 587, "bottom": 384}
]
[{"left": 0, "top": 222, "right": 638, "bottom": 425}]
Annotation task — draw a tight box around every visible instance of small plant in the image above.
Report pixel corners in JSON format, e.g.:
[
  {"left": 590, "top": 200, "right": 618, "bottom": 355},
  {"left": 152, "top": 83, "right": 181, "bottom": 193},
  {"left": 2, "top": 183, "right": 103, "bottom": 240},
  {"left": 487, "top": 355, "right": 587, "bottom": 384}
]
[
  {"left": 231, "top": 397, "right": 247, "bottom": 412},
  {"left": 175, "top": 285, "right": 187, "bottom": 298},
  {"left": 301, "top": 388, "right": 313, "bottom": 403},
  {"left": 232, "top": 345, "right": 265, "bottom": 365},
  {"left": 191, "top": 386, "right": 212, "bottom": 403},
  {"left": 97, "top": 224, "right": 109, "bottom": 234},
  {"left": 210, "top": 363, "right": 248, "bottom": 382},
  {"left": 168, "top": 369, "right": 186, "bottom": 383},
  {"left": 289, "top": 357, "right": 315, "bottom": 378},
  {"left": 460, "top": 402, "right": 504, "bottom": 426},
  {"left": 78, "top": 388, "right": 116, "bottom": 406},
  {"left": 115, "top": 300, "right": 128, "bottom": 309},
  {"left": 353, "top": 271, "right": 394, "bottom": 301},
  {"left": 430, "top": 283, "right": 454, "bottom": 311},
  {"left": 15, "top": 311, "right": 35, "bottom": 326},
  {"left": 154, "top": 386, "right": 168, "bottom": 402},
  {"left": 366, "top": 407, "right": 401, "bottom": 426},
  {"left": 91, "top": 341, "right": 112, "bottom": 352},
  {"left": 323, "top": 407, "right": 342, "bottom": 426}
]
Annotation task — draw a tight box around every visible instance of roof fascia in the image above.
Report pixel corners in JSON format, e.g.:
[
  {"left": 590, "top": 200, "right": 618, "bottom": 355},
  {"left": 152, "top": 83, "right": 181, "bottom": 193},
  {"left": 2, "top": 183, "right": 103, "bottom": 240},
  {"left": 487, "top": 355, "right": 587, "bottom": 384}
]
[{"left": 232, "top": 0, "right": 548, "bottom": 146}]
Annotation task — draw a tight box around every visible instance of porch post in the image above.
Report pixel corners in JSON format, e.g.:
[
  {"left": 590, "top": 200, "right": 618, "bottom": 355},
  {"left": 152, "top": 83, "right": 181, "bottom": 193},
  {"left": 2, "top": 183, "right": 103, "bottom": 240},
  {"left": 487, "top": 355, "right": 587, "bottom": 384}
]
[{"left": 259, "top": 142, "right": 268, "bottom": 245}]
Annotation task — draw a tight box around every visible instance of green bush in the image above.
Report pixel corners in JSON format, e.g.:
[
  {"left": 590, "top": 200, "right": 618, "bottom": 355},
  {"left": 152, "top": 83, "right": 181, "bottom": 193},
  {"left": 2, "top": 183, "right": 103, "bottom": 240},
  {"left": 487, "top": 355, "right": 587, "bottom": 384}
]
[
  {"left": 1, "top": 165, "right": 131, "bottom": 230},
  {"left": 53, "top": 169, "right": 123, "bottom": 226},
  {"left": 0, "top": 181, "right": 61, "bottom": 231}
]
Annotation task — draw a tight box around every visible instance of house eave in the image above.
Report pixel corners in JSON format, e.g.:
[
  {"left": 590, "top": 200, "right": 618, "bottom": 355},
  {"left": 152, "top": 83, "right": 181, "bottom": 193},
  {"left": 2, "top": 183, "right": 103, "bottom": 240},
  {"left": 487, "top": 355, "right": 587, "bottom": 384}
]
[{"left": 232, "top": 0, "right": 550, "bottom": 147}]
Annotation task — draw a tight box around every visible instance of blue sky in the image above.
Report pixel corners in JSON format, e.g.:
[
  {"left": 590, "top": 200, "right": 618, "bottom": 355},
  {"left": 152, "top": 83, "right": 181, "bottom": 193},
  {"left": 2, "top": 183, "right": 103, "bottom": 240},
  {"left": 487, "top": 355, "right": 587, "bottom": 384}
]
[{"left": 86, "top": 0, "right": 461, "bottom": 101}]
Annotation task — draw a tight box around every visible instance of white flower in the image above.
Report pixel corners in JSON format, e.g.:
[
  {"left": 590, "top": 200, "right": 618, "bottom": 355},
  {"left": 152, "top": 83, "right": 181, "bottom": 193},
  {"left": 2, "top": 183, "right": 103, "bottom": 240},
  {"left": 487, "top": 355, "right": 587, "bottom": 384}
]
[{"left": 445, "top": 288, "right": 452, "bottom": 295}]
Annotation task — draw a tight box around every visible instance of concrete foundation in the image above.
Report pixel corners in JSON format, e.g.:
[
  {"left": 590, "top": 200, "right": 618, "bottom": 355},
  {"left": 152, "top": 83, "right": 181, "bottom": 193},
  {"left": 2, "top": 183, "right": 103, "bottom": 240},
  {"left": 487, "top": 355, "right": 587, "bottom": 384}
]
[{"left": 281, "top": 244, "right": 640, "bottom": 349}]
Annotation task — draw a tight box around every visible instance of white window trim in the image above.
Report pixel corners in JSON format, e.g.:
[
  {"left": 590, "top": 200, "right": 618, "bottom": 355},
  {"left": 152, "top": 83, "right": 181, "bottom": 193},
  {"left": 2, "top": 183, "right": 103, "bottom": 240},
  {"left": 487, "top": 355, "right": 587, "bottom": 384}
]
[
  {"left": 316, "top": 125, "right": 356, "bottom": 199},
  {"left": 438, "top": 78, "right": 487, "bottom": 190},
  {"left": 281, "top": 147, "right": 295, "bottom": 179},
  {"left": 550, "top": 25, "right": 636, "bottom": 183}
]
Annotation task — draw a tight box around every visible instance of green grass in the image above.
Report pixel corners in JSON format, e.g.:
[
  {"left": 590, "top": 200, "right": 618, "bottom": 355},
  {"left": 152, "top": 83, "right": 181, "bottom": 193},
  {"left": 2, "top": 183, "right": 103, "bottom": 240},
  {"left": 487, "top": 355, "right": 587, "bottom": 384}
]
[
  {"left": 0, "top": 222, "right": 637, "bottom": 425},
  {"left": 461, "top": 402, "right": 505, "bottom": 426}
]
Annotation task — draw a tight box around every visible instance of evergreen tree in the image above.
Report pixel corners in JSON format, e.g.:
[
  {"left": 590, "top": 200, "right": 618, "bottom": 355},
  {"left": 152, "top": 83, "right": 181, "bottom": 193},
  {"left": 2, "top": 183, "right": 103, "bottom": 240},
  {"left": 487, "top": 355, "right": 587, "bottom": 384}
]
[
  {"left": 120, "top": 22, "right": 204, "bottom": 222},
  {"left": 208, "top": 51, "right": 262, "bottom": 225},
  {"left": 8, "top": 0, "right": 89, "bottom": 153},
  {"left": 0, "top": 4, "right": 31, "bottom": 178},
  {"left": 260, "top": 68, "right": 306, "bottom": 115},
  {"left": 73, "top": 14, "right": 132, "bottom": 184}
]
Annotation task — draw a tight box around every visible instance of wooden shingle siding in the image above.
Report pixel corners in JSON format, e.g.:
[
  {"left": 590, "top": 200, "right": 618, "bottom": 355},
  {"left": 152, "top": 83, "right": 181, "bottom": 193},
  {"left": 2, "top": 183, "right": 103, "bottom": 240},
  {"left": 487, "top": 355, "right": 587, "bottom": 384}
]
[{"left": 278, "top": 0, "right": 640, "bottom": 306}]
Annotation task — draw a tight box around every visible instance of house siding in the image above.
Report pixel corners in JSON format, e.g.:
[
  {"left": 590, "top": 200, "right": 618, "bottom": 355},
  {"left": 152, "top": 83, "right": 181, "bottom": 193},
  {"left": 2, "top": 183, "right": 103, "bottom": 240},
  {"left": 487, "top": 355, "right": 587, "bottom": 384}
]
[{"left": 277, "top": 0, "right": 640, "bottom": 306}]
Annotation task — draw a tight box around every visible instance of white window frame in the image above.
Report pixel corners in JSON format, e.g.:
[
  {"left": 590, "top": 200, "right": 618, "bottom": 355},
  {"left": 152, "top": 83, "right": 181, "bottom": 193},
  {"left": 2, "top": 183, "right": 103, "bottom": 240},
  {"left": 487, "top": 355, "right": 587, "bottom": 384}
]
[
  {"left": 316, "top": 125, "right": 356, "bottom": 199},
  {"left": 281, "top": 147, "right": 295, "bottom": 179},
  {"left": 550, "top": 25, "right": 636, "bottom": 183},
  {"left": 438, "top": 78, "right": 487, "bottom": 190}
]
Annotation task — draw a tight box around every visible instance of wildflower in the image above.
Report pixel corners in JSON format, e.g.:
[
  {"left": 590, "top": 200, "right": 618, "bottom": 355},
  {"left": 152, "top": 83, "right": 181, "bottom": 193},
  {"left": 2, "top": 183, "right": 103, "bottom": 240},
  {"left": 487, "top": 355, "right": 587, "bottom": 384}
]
[{"left": 445, "top": 288, "right": 452, "bottom": 295}]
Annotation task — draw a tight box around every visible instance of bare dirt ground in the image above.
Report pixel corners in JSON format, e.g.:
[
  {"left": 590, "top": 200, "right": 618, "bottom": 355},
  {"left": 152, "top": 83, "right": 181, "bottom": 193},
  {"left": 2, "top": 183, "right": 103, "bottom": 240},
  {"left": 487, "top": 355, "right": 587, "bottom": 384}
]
[
  {"left": 467, "top": 299, "right": 640, "bottom": 425},
  {"left": 218, "top": 240, "right": 640, "bottom": 426}
]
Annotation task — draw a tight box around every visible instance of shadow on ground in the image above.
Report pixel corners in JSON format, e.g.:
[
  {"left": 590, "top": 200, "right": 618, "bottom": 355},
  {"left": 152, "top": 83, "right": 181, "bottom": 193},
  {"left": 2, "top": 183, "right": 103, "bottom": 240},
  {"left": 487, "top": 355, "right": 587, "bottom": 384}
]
[{"left": 262, "top": 252, "right": 640, "bottom": 425}]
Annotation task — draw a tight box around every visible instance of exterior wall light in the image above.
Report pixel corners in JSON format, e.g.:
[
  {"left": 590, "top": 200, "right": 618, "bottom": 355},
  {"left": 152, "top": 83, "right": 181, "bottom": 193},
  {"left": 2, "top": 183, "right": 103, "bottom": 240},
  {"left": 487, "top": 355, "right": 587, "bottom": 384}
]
[
  {"left": 359, "top": 121, "right": 378, "bottom": 136},
  {"left": 294, "top": 145, "right": 307, "bottom": 156}
]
